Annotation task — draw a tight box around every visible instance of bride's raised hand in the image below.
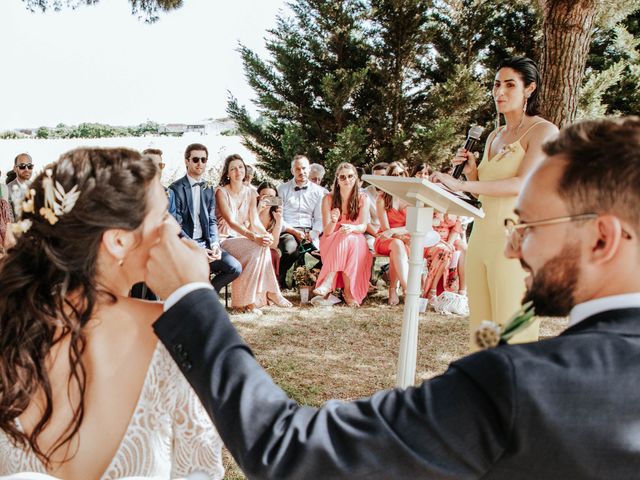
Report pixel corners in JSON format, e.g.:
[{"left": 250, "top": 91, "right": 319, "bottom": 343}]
[{"left": 146, "top": 217, "right": 210, "bottom": 299}]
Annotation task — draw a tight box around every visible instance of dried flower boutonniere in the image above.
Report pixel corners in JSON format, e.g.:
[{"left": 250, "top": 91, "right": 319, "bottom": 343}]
[{"left": 474, "top": 301, "right": 535, "bottom": 349}]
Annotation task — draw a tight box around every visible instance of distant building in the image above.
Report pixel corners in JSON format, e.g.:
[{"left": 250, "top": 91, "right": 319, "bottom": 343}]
[{"left": 158, "top": 118, "right": 237, "bottom": 136}]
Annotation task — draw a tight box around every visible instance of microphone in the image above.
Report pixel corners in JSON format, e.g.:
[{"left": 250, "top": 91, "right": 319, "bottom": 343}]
[{"left": 452, "top": 125, "right": 484, "bottom": 179}]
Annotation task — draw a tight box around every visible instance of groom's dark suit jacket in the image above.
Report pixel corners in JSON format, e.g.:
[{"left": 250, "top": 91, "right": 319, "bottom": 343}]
[
  {"left": 154, "top": 289, "right": 640, "bottom": 479},
  {"left": 169, "top": 175, "right": 218, "bottom": 248}
]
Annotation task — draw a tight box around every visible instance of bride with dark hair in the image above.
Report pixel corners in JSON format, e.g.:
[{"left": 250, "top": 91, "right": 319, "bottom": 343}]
[{"left": 0, "top": 148, "right": 224, "bottom": 479}]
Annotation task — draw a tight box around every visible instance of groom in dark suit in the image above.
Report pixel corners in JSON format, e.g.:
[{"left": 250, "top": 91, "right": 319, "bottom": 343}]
[
  {"left": 149, "top": 117, "right": 640, "bottom": 479},
  {"left": 169, "top": 143, "right": 241, "bottom": 292}
]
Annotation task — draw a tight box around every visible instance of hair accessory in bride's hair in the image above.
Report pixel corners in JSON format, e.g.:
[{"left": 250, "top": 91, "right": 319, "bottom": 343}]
[
  {"left": 38, "top": 168, "right": 81, "bottom": 225},
  {"left": 11, "top": 219, "right": 32, "bottom": 235},
  {"left": 21, "top": 189, "right": 36, "bottom": 214}
]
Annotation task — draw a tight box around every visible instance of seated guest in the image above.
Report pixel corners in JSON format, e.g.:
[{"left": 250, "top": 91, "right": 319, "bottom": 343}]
[
  {"left": 314, "top": 163, "right": 372, "bottom": 306},
  {"left": 169, "top": 143, "right": 241, "bottom": 293},
  {"left": 7, "top": 153, "right": 34, "bottom": 218},
  {"left": 0, "top": 170, "right": 7, "bottom": 201},
  {"left": 244, "top": 164, "right": 257, "bottom": 190},
  {"left": 277, "top": 155, "right": 325, "bottom": 288},
  {"left": 364, "top": 162, "right": 388, "bottom": 250},
  {"left": 410, "top": 164, "right": 464, "bottom": 300},
  {"left": 257, "top": 181, "right": 284, "bottom": 277},
  {"left": 309, "top": 163, "right": 328, "bottom": 191},
  {"left": 422, "top": 212, "right": 463, "bottom": 301},
  {"left": 216, "top": 154, "right": 292, "bottom": 313},
  {"left": 411, "top": 162, "right": 433, "bottom": 179},
  {"left": 0, "top": 197, "right": 14, "bottom": 257},
  {"left": 374, "top": 162, "right": 410, "bottom": 305}
]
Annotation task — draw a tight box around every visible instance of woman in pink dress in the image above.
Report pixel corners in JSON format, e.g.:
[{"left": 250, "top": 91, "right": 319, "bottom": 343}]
[
  {"left": 374, "top": 162, "right": 410, "bottom": 305},
  {"left": 216, "top": 154, "right": 292, "bottom": 314},
  {"left": 313, "top": 162, "right": 372, "bottom": 306}
]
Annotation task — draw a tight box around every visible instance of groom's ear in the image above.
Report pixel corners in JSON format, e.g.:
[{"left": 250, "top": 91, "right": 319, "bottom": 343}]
[{"left": 101, "top": 228, "right": 137, "bottom": 261}]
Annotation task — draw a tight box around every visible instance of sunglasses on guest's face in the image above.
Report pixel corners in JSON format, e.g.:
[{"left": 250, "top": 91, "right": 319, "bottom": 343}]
[
  {"left": 338, "top": 173, "right": 356, "bottom": 181},
  {"left": 17, "top": 163, "right": 34, "bottom": 170},
  {"left": 190, "top": 156, "right": 207, "bottom": 164}
]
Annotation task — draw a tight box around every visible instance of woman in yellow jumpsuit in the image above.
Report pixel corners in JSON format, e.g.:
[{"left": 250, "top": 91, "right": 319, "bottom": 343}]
[{"left": 432, "top": 56, "right": 558, "bottom": 351}]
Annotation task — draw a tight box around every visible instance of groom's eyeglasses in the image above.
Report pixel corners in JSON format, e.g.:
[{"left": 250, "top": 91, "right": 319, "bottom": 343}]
[
  {"left": 503, "top": 213, "right": 632, "bottom": 251},
  {"left": 17, "top": 163, "right": 34, "bottom": 170},
  {"left": 190, "top": 157, "right": 208, "bottom": 164}
]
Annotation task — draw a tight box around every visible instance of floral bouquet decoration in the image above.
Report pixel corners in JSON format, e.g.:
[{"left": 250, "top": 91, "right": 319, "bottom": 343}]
[
  {"left": 475, "top": 301, "right": 536, "bottom": 349},
  {"left": 293, "top": 266, "right": 320, "bottom": 304}
]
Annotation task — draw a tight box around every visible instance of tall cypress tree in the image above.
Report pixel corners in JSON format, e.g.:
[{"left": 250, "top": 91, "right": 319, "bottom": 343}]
[{"left": 227, "top": 0, "right": 371, "bottom": 179}]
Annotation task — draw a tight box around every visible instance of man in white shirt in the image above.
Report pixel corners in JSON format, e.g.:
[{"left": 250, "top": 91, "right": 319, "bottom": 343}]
[
  {"left": 277, "top": 155, "right": 325, "bottom": 288},
  {"left": 7, "top": 153, "right": 34, "bottom": 218}
]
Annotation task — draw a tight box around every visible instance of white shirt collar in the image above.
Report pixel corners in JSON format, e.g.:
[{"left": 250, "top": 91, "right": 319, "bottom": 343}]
[
  {"left": 569, "top": 293, "right": 640, "bottom": 327},
  {"left": 186, "top": 175, "right": 202, "bottom": 186}
]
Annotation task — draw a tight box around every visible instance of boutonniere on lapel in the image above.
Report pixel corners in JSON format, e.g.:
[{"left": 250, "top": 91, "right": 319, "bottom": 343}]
[{"left": 474, "top": 301, "right": 535, "bottom": 349}]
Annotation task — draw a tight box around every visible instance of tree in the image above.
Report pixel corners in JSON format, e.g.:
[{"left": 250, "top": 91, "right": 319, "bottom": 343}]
[
  {"left": 227, "top": 0, "right": 372, "bottom": 179},
  {"left": 537, "top": 0, "right": 598, "bottom": 126},
  {"left": 228, "top": 0, "right": 492, "bottom": 179},
  {"left": 538, "top": 0, "right": 639, "bottom": 126},
  {"left": 21, "top": 0, "right": 183, "bottom": 22}
]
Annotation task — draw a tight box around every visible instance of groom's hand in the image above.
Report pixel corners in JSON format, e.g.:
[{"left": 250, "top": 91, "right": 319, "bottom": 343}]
[{"left": 146, "top": 218, "right": 210, "bottom": 299}]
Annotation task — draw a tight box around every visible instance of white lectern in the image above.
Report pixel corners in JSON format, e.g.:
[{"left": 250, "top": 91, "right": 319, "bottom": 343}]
[{"left": 362, "top": 176, "right": 485, "bottom": 388}]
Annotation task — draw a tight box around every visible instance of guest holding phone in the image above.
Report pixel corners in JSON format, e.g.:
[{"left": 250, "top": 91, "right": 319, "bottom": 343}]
[
  {"left": 314, "top": 163, "right": 372, "bottom": 306},
  {"left": 257, "top": 181, "right": 284, "bottom": 277},
  {"left": 216, "top": 155, "right": 292, "bottom": 314}
]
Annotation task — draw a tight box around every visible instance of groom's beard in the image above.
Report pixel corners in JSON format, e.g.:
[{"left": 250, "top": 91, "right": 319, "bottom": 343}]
[{"left": 522, "top": 243, "right": 581, "bottom": 317}]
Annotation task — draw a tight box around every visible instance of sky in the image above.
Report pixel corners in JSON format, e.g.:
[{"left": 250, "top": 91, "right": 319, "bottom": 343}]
[{"left": 0, "top": 0, "right": 287, "bottom": 130}]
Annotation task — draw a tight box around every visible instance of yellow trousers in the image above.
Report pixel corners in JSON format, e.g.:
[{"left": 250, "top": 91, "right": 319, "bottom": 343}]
[{"left": 466, "top": 234, "right": 539, "bottom": 352}]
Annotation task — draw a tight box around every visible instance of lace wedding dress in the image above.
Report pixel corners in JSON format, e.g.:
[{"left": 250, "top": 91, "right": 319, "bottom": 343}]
[{"left": 0, "top": 343, "right": 224, "bottom": 479}]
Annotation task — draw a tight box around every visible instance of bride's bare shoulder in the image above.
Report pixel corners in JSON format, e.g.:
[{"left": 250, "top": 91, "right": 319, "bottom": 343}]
[
  {"left": 94, "top": 296, "right": 163, "bottom": 337},
  {"left": 118, "top": 297, "right": 164, "bottom": 327}
]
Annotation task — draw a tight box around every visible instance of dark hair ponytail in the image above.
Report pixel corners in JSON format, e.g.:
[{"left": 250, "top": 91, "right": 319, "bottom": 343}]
[{"left": 0, "top": 147, "right": 157, "bottom": 465}]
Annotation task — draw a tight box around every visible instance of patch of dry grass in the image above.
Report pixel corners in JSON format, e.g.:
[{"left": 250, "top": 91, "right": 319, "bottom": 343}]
[{"left": 221, "top": 292, "right": 567, "bottom": 479}]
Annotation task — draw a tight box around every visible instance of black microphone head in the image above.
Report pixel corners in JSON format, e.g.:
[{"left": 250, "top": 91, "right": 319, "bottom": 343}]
[{"left": 468, "top": 125, "right": 484, "bottom": 141}]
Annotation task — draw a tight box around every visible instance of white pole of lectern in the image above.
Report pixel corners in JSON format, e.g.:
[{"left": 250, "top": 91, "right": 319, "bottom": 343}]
[
  {"left": 360, "top": 175, "right": 483, "bottom": 389},
  {"left": 396, "top": 200, "right": 433, "bottom": 388}
]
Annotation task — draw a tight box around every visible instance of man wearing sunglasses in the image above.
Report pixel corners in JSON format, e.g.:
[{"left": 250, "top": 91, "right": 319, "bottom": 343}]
[
  {"left": 169, "top": 143, "right": 241, "bottom": 294},
  {"left": 150, "top": 117, "right": 640, "bottom": 479},
  {"left": 7, "top": 153, "right": 34, "bottom": 217}
]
